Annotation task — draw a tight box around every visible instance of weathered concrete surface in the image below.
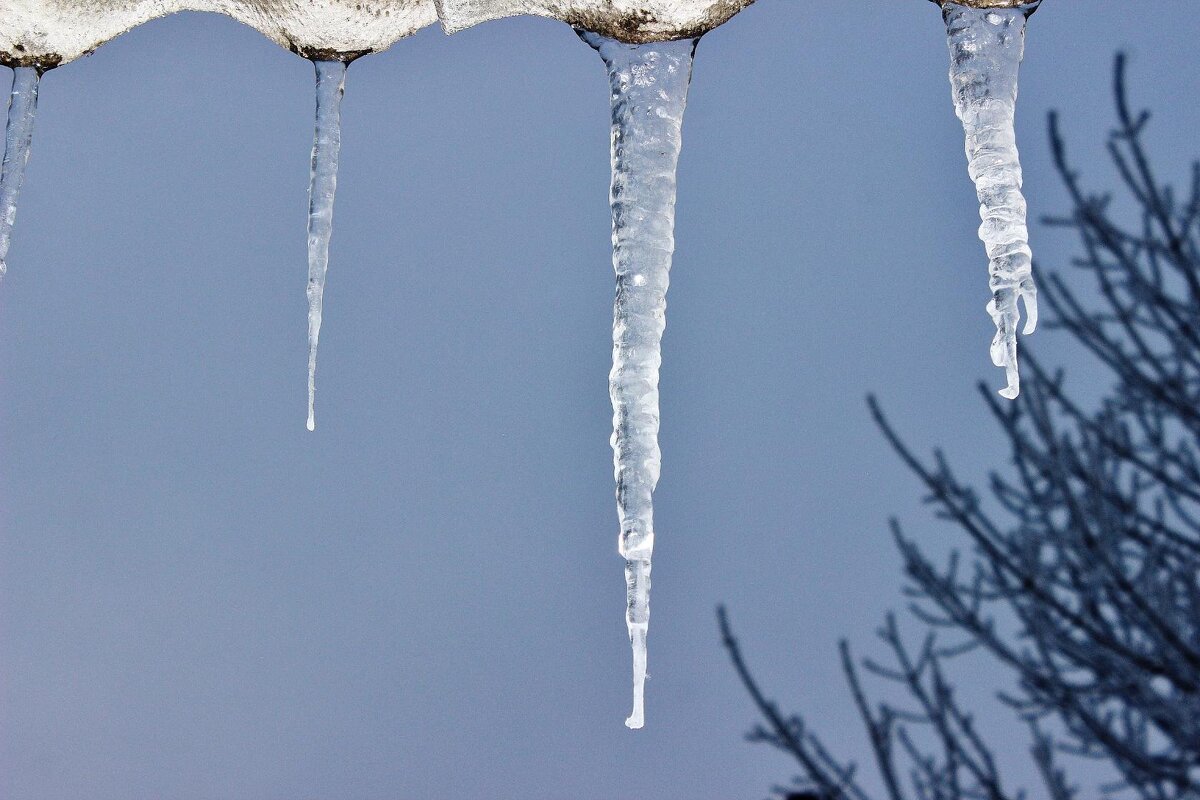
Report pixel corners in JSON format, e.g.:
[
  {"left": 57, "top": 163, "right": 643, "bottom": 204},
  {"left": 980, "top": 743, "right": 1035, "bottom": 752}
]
[
  {"left": 434, "top": 0, "right": 756, "bottom": 43},
  {"left": 0, "top": 0, "right": 438, "bottom": 68},
  {"left": 0, "top": 0, "right": 1047, "bottom": 66},
  {"left": 934, "top": 0, "right": 1034, "bottom": 8}
]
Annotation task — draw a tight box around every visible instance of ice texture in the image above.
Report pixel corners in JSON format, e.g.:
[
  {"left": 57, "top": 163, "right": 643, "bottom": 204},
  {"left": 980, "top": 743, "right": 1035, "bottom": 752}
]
[
  {"left": 944, "top": 1, "right": 1038, "bottom": 399},
  {"left": 306, "top": 59, "right": 346, "bottom": 431},
  {"left": 0, "top": 67, "right": 38, "bottom": 280},
  {"left": 0, "top": 0, "right": 436, "bottom": 68},
  {"left": 581, "top": 30, "right": 696, "bottom": 729},
  {"left": 437, "top": 0, "right": 751, "bottom": 44}
]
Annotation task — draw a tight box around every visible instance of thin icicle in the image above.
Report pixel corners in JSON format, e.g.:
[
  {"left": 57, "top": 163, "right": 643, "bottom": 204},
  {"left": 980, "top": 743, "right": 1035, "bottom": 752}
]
[
  {"left": 579, "top": 30, "right": 697, "bottom": 730},
  {"left": 306, "top": 59, "right": 347, "bottom": 431},
  {"left": 944, "top": 2, "right": 1038, "bottom": 399},
  {"left": 0, "top": 67, "right": 41, "bottom": 280}
]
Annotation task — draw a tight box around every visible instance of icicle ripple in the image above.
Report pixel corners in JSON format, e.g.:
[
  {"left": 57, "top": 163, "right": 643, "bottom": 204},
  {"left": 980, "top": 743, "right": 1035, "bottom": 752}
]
[
  {"left": 944, "top": 3, "right": 1037, "bottom": 399},
  {"left": 0, "top": 67, "right": 40, "bottom": 281},
  {"left": 580, "top": 30, "right": 697, "bottom": 730},
  {"left": 306, "top": 59, "right": 347, "bottom": 431}
]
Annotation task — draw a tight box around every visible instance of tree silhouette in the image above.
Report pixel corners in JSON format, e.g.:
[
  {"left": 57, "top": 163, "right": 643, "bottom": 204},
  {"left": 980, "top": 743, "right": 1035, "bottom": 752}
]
[{"left": 720, "top": 55, "right": 1200, "bottom": 800}]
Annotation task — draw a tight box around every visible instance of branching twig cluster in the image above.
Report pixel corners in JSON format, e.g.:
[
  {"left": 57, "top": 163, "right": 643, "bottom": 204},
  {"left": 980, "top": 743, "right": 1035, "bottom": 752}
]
[{"left": 721, "top": 55, "right": 1200, "bottom": 800}]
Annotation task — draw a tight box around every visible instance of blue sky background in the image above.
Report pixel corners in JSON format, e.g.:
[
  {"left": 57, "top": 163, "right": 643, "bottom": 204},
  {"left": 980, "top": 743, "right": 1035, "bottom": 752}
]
[{"left": 2, "top": 2, "right": 1198, "bottom": 798}]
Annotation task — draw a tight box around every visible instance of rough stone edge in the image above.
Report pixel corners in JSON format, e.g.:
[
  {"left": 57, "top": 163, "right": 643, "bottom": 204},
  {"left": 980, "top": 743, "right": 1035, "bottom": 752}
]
[
  {"left": 549, "top": 0, "right": 753, "bottom": 43},
  {"left": 932, "top": 0, "right": 1034, "bottom": 8},
  {"left": 0, "top": 49, "right": 63, "bottom": 71},
  {"left": 0, "top": 4, "right": 436, "bottom": 70},
  {"left": 561, "top": 1, "right": 755, "bottom": 43},
  {"left": 0, "top": 0, "right": 1045, "bottom": 70},
  {"left": 1, "top": 39, "right": 375, "bottom": 70},
  {"left": 435, "top": 0, "right": 757, "bottom": 44}
]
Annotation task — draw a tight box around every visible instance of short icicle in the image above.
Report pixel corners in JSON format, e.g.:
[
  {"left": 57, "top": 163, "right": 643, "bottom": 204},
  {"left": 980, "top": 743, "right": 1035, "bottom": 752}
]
[
  {"left": 0, "top": 67, "right": 41, "bottom": 280},
  {"left": 579, "top": 30, "right": 698, "bottom": 730},
  {"left": 306, "top": 59, "right": 348, "bottom": 431},
  {"left": 943, "top": 2, "right": 1039, "bottom": 399}
]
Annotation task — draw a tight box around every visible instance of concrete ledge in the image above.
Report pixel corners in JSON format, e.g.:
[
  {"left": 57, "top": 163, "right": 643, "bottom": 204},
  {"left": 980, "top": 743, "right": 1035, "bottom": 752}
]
[
  {"left": 0, "top": 0, "right": 1045, "bottom": 69},
  {"left": 434, "top": 0, "right": 756, "bottom": 43},
  {"left": 933, "top": 0, "right": 1033, "bottom": 8},
  {"left": 1, "top": 0, "right": 436, "bottom": 68}
]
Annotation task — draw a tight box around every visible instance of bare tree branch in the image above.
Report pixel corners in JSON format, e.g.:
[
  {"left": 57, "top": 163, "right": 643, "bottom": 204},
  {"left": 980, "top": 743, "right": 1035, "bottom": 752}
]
[{"left": 722, "top": 54, "right": 1200, "bottom": 800}]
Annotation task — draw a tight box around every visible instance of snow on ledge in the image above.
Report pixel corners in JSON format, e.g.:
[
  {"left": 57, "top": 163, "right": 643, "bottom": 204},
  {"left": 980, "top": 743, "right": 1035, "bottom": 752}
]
[
  {"left": 431, "top": 0, "right": 1036, "bottom": 43},
  {"left": 434, "top": 0, "right": 755, "bottom": 43},
  {"left": 939, "top": 0, "right": 1031, "bottom": 6},
  {"left": 0, "top": 0, "right": 437, "bottom": 68},
  {"left": 0, "top": 0, "right": 1044, "bottom": 68}
]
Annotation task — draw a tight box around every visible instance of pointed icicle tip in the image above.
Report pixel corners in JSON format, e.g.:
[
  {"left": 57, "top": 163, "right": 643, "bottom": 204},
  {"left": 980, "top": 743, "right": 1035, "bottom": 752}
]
[
  {"left": 305, "top": 59, "right": 347, "bottom": 431},
  {"left": 625, "top": 621, "right": 648, "bottom": 729}
]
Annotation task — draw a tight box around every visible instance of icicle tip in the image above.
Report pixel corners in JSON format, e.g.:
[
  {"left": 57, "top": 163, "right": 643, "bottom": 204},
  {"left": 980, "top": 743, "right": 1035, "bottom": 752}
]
[
  {"left": 1021, "top": 288, "right": 1038, "bottom": 335},
  {"left": 307, "top": 380, "right": 317, "bottom": 431},
  {"left": 625, "top": 620, "right": 648, "bottom": 729}
]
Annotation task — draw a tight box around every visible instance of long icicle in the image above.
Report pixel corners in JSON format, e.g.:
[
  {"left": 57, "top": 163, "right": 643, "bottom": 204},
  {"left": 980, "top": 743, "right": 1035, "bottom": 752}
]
[
  {"left": 306, "top": 59, "right": 348, "bottom": 431},
  {"left": 944, "top": 2, "right": 1038, "bottom": 399},
  {"left": 0, "top": 67, "right": 41, "bottom": 280},
  {"left": 580, "top": 31, "right": 698, "bottom": 730}
]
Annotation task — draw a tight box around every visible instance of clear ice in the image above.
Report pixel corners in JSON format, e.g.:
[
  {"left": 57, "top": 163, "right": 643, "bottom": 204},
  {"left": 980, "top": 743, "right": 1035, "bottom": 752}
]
[
  {"left": 306, "top": 59, "right": 348, "bottom": 431},
  {"left": 0, "top": 67, "right": 40, "bottom": 280},
  {"left": 944, "top": 2, "right": 1038, "bottom": 399},
  {"left": 580, "top": 30, "right": 698, "bottom": 730}
]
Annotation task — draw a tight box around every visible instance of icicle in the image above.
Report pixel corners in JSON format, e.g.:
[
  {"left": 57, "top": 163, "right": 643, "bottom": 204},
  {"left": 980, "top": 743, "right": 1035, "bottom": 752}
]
[
  {"left": 306, "top": 59, "right": 348, "bottom": 431},
  {"left": 0, "top": 67, "right": 41, "bottom": 281},
  {"left": 579, "top": 30, "right": 698, "bottom": 730},
  {"left": 943, "top": 2, "right": 1038, "bottom": 399}
]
